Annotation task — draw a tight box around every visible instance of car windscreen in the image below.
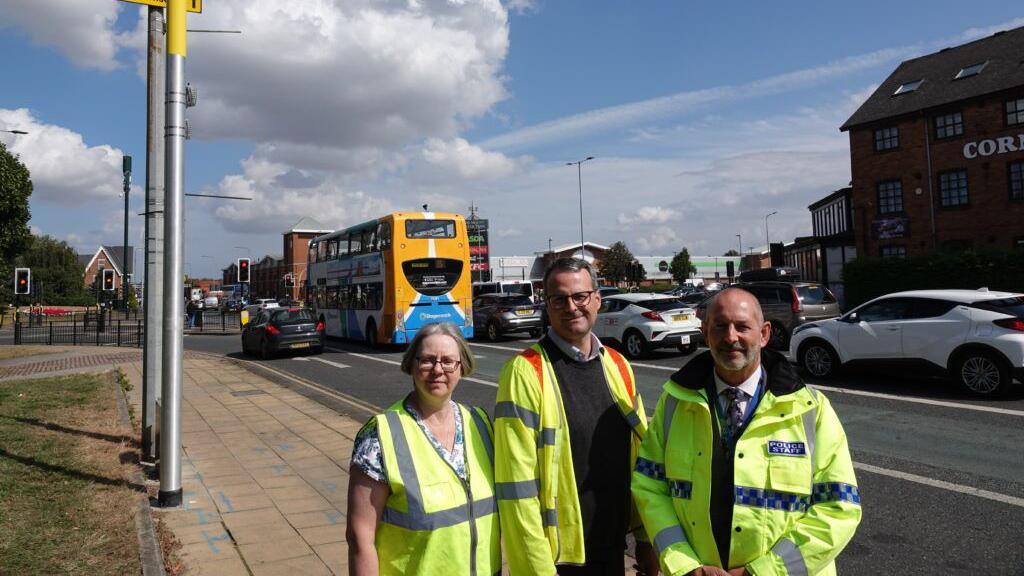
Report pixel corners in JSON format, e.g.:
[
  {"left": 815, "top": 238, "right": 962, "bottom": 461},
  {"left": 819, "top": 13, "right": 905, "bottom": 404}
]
[
  {"left": 977, "top": 296, "right": 1024, "bottom": 318},
  {"left": 406, "top": 219, "right": 456, "bottom": 239},
  {"left": 797, "top": 285, "right": 837, "bottom": 305},
  {"left": 635, "top": 299, "right": 689, "bottom": 312},
  {"left": 502, "top": 284, "right": 533, "bottom": 297},
  {"left": 403, "top": 258, "right": 464, "bottom": 296},
  {"left": 271, "top": 309, "right": 315, "bottom": 324},
  {"left": 498, "top": 295, "right": 534, "bottom": 307}
]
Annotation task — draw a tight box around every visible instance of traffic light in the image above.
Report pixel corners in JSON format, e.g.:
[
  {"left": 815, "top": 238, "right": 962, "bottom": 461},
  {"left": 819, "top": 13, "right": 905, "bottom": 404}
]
[
  {"left": 237, "top": 258, "right": 250, "bottom": 283},
  {"left": 726, "top": 260, "right": 735, "bottom": 279},
  {"left": 284, "top": 273, "right": 294, "bottom": 287},
  {"left": 14, "top": 268, "right": 30, "bottom": 295},
  {"left": 102, "top": 269, "right": 116, "bottom": 291}
]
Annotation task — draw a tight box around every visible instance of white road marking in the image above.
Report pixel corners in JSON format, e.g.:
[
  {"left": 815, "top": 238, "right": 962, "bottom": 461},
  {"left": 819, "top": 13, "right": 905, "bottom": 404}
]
[
  {"left": 334, "top": 348, "right": 497, "bottom": 387},
  {"left": 467, "top": 342, "right": 525, "bottom": 352},
  {"left": 853, "top": 462, "right": 1024, "bottom": 509},
  {"left": 292, "top": 357, "right": 310, "bottom": 362},
  {"left": 813, "top": 384, "right": 1024, "bottom": 418},
  {"left": 312, "top": 358, "right": 350, "bottom": 369},
  {"left": 631, "top": 362, "right": 676, "bottom": 372}
]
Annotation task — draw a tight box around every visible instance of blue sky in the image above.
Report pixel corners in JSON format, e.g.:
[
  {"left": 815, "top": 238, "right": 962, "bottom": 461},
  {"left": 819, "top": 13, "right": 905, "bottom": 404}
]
[{"left": 1, "top": 0, "right": 1021, "bottom": 278}]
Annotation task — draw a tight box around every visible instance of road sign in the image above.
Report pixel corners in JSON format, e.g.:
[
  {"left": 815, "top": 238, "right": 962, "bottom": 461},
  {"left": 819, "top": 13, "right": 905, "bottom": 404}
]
[{"left": 119, "top": 0, "right": 202, "bottom": 13}]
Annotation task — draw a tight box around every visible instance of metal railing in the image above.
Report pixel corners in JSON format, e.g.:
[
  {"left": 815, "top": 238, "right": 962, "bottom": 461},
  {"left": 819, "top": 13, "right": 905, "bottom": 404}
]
[
  {"left": 184, "top": 310, "right": 243, "bottom": 333},
  {"left": 14, "top": 317, "right": 144, "bottom": 347}
]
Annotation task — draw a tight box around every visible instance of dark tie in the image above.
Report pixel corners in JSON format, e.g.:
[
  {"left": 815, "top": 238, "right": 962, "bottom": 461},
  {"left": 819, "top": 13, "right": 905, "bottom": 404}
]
[{"left": 722, "top": 387, "right": 746, "bottom": 437}]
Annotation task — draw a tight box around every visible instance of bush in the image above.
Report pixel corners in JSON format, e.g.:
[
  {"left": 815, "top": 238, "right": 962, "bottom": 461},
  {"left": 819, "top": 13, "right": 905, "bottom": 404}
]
[{"left": 843, "top": 249, "right": 1024, "bottom": 308}]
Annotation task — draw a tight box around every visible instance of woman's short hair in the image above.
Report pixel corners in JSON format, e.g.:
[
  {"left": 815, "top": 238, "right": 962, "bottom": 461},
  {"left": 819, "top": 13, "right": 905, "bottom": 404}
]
[{"left": 399, "top": 322, "right": 476, "bottom": 376}]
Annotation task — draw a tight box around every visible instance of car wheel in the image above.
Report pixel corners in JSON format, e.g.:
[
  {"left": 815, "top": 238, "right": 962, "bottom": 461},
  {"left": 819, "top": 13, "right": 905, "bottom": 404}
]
[
  {"left": 768, "top": 321, "right": 789, "bottom": 350},
  {"left": 260, "top": 338, "right": 274, "bottom": 360},
  {"left": 953, "top": 350, "right": 1011, "bottom": 396},
  {"left": 799, "top": 340, "right": 838, "bottom": 379},
  {"left": 487, "top": 322, "right": 501, "bottom": 342},
  {"left": 623, "top": 330, "right": 648, "bottom": 360},
  {"left": 677, "top": 342, "right": 698, "bottom": 355},
  {"left": 365, "top": 319, "right": 378, "bottom": 348}
]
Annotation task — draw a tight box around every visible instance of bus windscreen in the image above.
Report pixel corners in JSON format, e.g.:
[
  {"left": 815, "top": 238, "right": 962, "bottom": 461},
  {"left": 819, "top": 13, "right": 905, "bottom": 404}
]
[
  {"left": 406, "top": 219, "right": 456, "bottom": 239},
  {"left": 402, "top": 258, "right": 464, "bottom": 296}
]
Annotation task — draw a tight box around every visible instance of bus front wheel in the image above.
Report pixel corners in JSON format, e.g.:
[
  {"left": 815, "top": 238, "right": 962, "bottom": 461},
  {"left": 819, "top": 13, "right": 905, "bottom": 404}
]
[{"left": 365, "top": 319, "right": 378, "bottom": 348}]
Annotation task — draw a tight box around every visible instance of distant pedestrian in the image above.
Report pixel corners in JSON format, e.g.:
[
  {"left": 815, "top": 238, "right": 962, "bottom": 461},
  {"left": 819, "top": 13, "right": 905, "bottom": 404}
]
[{"left": 346, "top": 322, "right": 499, "bottom": 575}]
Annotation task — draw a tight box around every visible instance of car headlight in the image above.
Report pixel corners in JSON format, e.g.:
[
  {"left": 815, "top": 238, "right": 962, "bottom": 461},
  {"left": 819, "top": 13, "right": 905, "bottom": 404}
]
[{"left": 792, "top": 323, "right": 817, "bottom": 336}]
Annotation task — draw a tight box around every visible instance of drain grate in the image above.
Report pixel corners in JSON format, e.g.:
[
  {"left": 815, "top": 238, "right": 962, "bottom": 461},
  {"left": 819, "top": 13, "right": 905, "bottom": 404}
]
[{"left": 230, "top": 389, "right": 268, "bottom": 397}]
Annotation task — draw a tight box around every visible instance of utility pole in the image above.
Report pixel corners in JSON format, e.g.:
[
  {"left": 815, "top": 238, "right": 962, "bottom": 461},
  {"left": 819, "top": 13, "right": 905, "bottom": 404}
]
[
  {"left": 142, "top": 5, "right": 165, "bottom": 466},
  {"left": 122, "top": 156, "right": 131, "bottom": 311},
  {"left": 159, "top": 0, "right": 187, "bottom": 508}
]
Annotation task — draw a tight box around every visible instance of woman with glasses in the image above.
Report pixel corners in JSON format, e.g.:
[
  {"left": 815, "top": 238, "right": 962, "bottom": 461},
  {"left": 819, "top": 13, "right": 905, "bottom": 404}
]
[{"left": 346, "top": 322, "right": 499, "bottom": 575}]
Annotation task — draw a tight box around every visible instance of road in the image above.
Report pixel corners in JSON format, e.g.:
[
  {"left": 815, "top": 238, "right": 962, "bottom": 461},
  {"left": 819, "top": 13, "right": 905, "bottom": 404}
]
[{"left": 184, "top": 332, "right": 1024, "bottom": 574}]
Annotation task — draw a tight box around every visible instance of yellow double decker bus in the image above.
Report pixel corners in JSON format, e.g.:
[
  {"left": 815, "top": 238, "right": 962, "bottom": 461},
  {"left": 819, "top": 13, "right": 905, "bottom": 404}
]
[{"left": 306, "top": 212, "right": 473, "bottom": 345}]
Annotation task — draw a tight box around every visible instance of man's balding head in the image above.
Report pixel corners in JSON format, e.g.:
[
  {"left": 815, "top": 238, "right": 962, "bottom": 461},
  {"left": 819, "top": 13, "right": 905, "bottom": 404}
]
[{"left": 702, "top": 287, "right": 771, "bottom": 384}]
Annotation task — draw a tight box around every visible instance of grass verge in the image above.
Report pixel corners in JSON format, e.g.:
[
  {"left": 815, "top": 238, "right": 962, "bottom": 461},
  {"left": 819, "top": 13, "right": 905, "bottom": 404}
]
[{"left": 0, "top": 372, "right": 141, "bottom": 575}]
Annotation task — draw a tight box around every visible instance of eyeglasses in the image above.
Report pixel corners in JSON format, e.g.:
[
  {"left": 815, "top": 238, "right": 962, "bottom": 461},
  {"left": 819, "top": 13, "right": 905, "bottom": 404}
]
[
  {"left": 416, "top": 356, "right": 462, "bottom": 373},
  {"left": 545, "top": 290, "right": 597, "bottom": 310}
]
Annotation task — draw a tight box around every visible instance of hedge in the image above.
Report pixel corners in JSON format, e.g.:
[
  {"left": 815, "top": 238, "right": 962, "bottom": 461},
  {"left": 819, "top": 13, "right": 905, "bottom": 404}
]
[{"left": 843, "top": 249, "right": 1024, "bottom": 309}]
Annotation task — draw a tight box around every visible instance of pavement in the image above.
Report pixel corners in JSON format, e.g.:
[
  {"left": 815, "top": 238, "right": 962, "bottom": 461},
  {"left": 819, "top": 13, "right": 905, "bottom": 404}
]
[{"left": 2, "top": 344, "right": 641, "bottom": 575}]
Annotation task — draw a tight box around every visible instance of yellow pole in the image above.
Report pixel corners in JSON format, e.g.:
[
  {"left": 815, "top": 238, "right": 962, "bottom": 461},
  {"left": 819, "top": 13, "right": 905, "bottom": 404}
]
[{"left": 166, "top": 0, "right": 186, "bottom": 56}]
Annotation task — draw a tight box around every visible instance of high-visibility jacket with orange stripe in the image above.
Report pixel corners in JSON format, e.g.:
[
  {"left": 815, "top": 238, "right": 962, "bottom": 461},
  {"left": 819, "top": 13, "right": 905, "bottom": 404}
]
[{"left": 494, "top": 342, "right": 648, "bottom": 575}]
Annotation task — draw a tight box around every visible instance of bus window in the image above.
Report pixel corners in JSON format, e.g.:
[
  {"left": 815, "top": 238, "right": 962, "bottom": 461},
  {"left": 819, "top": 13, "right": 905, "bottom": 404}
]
[
  {"left": 380, "top": 222, "right": 392, "bottom": 248},
  {"left": 309, "top": 244, "right": 318, "bottom": 264},
  {"left": 349, "top": 232, "right": 362, "bottom": 254},
  {"left": 402, "top": 258, "right": 464, "bottom": 296},
  {"left": 406, "top": 219, "right": 456, "bottom": 239},
  {"left": 317, "top": 242, "right": 327, "bottom": 261},
  {"left": 326, "top": 240, "right": 337, "bottom": 259},
  {"left": 361, "top": 229, "right": 373, "bottom": 253},
  {"left": 368, "top": 226, "right": 380, "bottom": 252}
]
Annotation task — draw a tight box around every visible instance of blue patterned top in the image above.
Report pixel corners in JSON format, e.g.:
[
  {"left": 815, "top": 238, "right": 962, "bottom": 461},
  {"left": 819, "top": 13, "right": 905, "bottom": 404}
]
[{"left": 351, "top": 396, "right": 466, "bottom": 483}]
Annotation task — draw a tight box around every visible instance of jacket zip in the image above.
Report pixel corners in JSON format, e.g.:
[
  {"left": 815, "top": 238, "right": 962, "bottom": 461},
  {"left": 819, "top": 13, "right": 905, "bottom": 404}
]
[{"left": 461, "top": 474, "right": 477, "bottom": 576}]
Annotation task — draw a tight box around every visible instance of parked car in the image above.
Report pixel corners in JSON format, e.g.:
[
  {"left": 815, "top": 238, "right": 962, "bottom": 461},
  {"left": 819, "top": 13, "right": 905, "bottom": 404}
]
[
  {"left": 595, "top": 294, "right": 702, "bottom": 359},
  {"left": 738, "top": 266, "right": 803, "bottom": 283},
  {"left": 255, "top": 298, "right": 280, "bottom": 309},
  {"left": 473, "top": 280, "right": 536, "bottom": 301},
  {"left": 732, "top": 281, "right": 841, "bottom": 350},
  {"left": 222, "top": 299, "right": 245, "bottom": 312},
  {"left": 789, "top": 289, "right": 1024, "bottom": 396},
  {"left": 599, "top": 286, "right": 624, "bottom": 298},
  {"left": 473, "top": 293, "right": 543, "bottom": 341},
  {"left": 203, "top": 295, "right": 219, "bottom": 309},
  {"left": 242, "top": 307, "right": 324, "bottom": 359}
]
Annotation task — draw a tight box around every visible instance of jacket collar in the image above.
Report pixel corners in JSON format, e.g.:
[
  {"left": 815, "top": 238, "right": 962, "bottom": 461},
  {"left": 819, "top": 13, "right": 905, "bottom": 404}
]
[{"left": 667, "top": 348, "right": 804, "bottom": 398}]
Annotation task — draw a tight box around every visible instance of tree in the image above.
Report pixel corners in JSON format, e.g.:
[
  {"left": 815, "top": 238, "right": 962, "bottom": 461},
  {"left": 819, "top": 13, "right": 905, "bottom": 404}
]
[
  {"left": 670, "top": 247, "right": 698, "bottom": 284},
  {"left": 0, "top": 141, "right": 33, "bottom": 304},
  {"left": 723, "top": 249, "right": 740, "bottom": 256},
  {"left": 598, "top": 241, "right": 639, "bottom": 284},
  {"left": 14, "top": 235, "right": 89, "bottom": 305}
]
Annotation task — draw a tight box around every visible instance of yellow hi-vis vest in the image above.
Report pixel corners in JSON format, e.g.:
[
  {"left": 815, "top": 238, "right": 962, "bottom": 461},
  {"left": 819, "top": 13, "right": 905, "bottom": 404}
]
[
  {"left": 632, "top": 351, "right": 862, "bottom": 576},
  {"left": 494, "top": 343, "right": 647, "bottom": 575},
  {"left": 375, "top": 400, "right": 500, "bottom": 576}
]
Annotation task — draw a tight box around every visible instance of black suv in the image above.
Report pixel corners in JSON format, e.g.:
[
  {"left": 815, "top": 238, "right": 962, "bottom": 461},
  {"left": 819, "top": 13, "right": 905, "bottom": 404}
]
[{"left": 473, "top": 293, "right": 543, "bottom": 341}]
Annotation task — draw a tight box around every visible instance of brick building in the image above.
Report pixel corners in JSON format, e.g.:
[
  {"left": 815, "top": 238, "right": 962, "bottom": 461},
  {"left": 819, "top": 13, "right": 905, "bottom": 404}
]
[
  {"left": 841, "top": 27, "right": 1024, "bottom": 258},
  {"left": 79, "top": 245, "right": 134, "bottom": 299},
  {"left": 224, "top": 218, "right": 332, "bottom": 302}
]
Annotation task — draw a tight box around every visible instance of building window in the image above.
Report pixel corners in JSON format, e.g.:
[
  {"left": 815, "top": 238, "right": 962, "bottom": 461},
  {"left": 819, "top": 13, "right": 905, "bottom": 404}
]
[
  {"left": 938, "top": 170, "right": 969, "bottom": 207},
  {"left": 1007, "top": 98, "right": 1024, "bottom": 126},
  {"left": 1015, "top": 237, "right": 1024, "bottom": 249},
  {"left": 941, "top": 239, "right": 973, "bottom": 252},
  {"left": 874, "top": 127, "right": 899, "bottom": 151},
  {"left": 893, "top": 79, "right": 923, "bottom": 96},
  {"left": 934, "top": 112, "right": 963, "bottom": 139},
  {"left": 1010, "top": 161, "right": 1024, "bottom": 202},
  {"left": 954, "top": 61, "right": 987, "bottom": 79},
  {"left": 877, "top": 180, "right": 903, "bottom": 214},
  {"left": 880, "top": 246, "right": 906, "bottom": 258}
]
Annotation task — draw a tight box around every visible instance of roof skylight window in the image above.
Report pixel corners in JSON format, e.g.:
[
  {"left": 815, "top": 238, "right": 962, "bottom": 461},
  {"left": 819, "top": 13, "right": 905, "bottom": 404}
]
[
  {"left": 954, "top": 61, "right": 988, "bottom": 79},
  {"left": 893, "top": 79, "right": 924, "bottom": 96}
]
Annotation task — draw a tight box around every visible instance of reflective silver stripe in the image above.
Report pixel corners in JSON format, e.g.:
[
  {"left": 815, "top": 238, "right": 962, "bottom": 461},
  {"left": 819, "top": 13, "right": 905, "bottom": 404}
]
[
  {"left": 653, "top": 524, "right": 687, "bottom": 556},
  {"left": 468, "top": 407, "right": 494, "bottom": 465},
  {"left": 662, "top": 396, "right": 679, "bottom": 449},
  {"left": 772, "top": 538, "right": 807, "bottom": 576},
  {"left": 801, "top": 389, "right": 817, "bottom": 478},
  {"left": 494, "top": 401, "right": 540, "bottom": 431},
  {"left": 380, "top": 411, "right": 496, "bottom": 531},
  {"left": 542, "top": 508, "right": 558, "bottom": 527},
  {"left": 537, "top": 427, "right": 556, "bottom": 447},
  {"left": 624, "top": 410, "right": 642, "bottom": 430},
  {"left": 495, "top": 479, "right": 539, "bottom": 500}
]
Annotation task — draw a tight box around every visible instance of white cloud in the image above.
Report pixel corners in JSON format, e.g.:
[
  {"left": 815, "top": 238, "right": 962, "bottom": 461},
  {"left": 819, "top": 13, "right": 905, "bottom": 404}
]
[
  {"left": 0, "top": 0, "right": 141, "bottom": 71},
  {"left": 421, "top": 137, "right": 522, "bottom": 180},
  {"left": 0, "top": 108, "right": 139, "bottom": 206},
  {"left": 636, "top": 227, "right": 680, "bottom": 252},
  {"left": 496, "top": 227, "right": 522, "bottom": 238},
  {"left": 617, "top": 206, "right": 680, "bottom": 226}
]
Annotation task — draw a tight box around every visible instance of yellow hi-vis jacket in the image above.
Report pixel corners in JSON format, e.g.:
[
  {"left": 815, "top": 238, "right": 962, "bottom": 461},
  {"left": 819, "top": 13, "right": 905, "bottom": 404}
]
[
  {"left": 494, "top": 342, "right": 647, "bottom": 575},
  {"left": 375, "top": 400, "right": 501, "bottom": 576},
  {"left": 632, "top": 351, "right": 862, "bottom": 576}
]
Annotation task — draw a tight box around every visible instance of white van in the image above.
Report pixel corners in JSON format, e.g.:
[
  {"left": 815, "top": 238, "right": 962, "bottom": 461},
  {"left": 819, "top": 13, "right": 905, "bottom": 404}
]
[{"left": 472, "top": 280, "right": 536, "bottom": 301}]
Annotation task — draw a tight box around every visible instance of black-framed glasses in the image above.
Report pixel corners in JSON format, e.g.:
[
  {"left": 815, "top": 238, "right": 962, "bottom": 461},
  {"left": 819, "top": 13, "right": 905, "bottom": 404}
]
[
  {"left": 546, "top": 290, "right": 597, "bottom": 310},
  {"left": 416, "top": 356, "right": 462, "bottom": 373}
]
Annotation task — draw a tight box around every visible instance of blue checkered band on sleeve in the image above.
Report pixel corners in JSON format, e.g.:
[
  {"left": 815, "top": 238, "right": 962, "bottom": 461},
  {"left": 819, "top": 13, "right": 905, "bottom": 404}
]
[
  {"left": 635, "top": 457, "right": 666, "bottom": 480},
  {"left": 669, "top": 479, "right": 692, "bottom": 500},
  {"left": 813, "top": 482, "right": 861, "bottom": 505},
  {"left": 734, "top": 486, "right": 811, "bottom": 513}
]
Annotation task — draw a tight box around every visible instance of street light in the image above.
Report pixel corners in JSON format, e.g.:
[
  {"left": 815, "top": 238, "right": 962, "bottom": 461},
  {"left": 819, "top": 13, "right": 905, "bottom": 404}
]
[
  {"left": 765, "top": 211, "right": 778, "bottom": 249},
  {"left": 566, "top": 156, "right": 594, "bottom": 260}
]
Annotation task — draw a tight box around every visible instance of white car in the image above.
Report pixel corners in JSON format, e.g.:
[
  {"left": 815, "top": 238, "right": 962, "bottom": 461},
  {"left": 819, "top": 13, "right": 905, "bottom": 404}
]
[
  {"left": 595, "top": 294, "right": 703, "bottom": 359},
  {"left": 203, "top": 295, "right": 219, "bottom": 309},
  {"left": 789, "top": 289, "right": 1024, "bottom": 396},
  {"left": 255, "top": 298, "right": 280, "bottom": 309}
]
